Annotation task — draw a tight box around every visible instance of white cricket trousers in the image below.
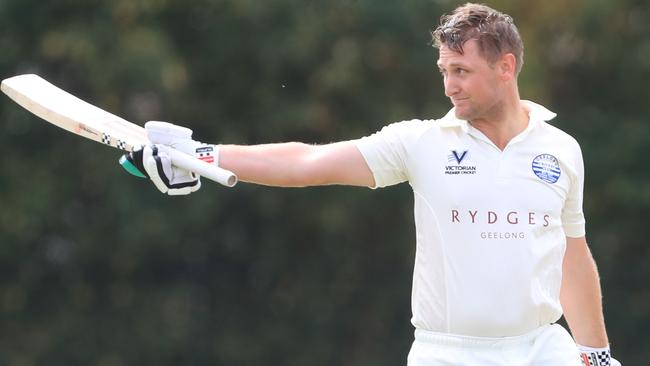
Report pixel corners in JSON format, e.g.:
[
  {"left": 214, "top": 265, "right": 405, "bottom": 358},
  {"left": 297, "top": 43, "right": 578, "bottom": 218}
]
[{"left": 407, "top": 324, "right": 582, "bottom": 366}]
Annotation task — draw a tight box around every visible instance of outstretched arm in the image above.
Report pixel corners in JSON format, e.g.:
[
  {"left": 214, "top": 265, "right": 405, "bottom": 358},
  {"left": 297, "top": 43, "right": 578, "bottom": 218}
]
[
  {"left": 560, "top": 236, "right": 609, "bottom": 347},
  {"left": 218, "top": 141, "right": 375, "bottom": 188},
  {"left": 120, "top": 122, "right": 376, "bottom": 194}
]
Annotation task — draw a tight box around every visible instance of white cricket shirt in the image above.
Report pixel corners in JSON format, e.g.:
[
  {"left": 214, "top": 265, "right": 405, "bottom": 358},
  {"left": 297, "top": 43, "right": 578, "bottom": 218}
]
[{"left": 355, "top": 101, "right": 585, "bottom": 337}]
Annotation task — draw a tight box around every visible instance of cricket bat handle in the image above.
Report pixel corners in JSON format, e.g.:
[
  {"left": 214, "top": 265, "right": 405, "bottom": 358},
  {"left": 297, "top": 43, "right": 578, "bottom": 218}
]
[{"left": 168, "top": 148, "right": 237, "bottom": 187}]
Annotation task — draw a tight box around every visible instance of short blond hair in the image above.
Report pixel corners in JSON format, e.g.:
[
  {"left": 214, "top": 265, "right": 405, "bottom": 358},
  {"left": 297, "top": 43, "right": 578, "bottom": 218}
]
[{"left": 431, "top": 3, "right": 524, "bottom": 75}]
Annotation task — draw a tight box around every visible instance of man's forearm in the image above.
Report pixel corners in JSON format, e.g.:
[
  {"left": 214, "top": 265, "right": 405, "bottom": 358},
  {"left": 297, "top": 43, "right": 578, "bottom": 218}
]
[
  {"left": 219, "top": 142, "right": 315, "bottom": 187},
  {"left": 218, "top": 141, "right": 375, "bottom": 188},
  {"left": 561, "top": 236, "right": 609, "bottom": 347}
]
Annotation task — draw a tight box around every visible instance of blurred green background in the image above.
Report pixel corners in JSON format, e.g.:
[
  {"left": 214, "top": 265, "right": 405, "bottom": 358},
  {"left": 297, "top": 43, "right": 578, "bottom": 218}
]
[{"left": 0, "top": 0, "right": 648, "bottom": 365}]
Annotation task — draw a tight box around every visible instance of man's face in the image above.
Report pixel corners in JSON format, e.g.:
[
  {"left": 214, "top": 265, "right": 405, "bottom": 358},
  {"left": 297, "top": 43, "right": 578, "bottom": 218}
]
[{"left": 437, "top": 39, "right": 503, "bottom": 121}]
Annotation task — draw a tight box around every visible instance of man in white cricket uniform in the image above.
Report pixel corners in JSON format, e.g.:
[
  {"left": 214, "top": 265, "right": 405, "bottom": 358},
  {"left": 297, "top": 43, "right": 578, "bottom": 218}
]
[
  {"left": 356, "top": 101, "right": 584, "bottom": 337},
  {"left": 355, "top": 102, "right": 589, "bottom": 365},
  {"left": 121, "top": 3, "right": 618, "bottom": 365}
]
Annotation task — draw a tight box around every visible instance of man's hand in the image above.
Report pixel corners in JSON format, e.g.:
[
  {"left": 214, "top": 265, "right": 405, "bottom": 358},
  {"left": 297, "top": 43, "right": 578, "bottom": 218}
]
[
  {"left": 119, "top": 121, "right": 219, "bottom": 195},
  {"left": 121, "top": 144, "right": 202, "bottom": 195},
  {"left": 579, "top": 345, "right": 621, "bottom": 366}
]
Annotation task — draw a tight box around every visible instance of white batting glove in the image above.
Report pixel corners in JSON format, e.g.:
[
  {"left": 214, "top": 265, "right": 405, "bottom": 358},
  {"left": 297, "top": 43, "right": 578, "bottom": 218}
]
[
  {"left": 578, "top": 344, "right": 621, "bottom": 366},
  {"left": 119, "top": 121, "right": 219, "bottom": 195}
]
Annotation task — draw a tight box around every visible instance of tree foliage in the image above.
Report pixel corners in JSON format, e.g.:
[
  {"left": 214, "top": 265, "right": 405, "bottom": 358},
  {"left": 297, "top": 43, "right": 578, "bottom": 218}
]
[{"left": 0, "top": 0, "right": 647, "bottom": 365}]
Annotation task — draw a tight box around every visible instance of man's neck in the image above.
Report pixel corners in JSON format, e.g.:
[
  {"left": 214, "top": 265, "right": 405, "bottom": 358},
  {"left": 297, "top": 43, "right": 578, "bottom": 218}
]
[{"left": 469, "top": 98, "right": 529, "bottom": 151}]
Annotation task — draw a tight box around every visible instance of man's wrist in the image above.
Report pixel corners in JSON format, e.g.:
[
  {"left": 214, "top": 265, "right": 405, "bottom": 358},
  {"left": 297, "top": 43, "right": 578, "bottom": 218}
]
[
  {"left": 578, "top": 344, "right": 618, "bottom": 366},
  {"left": 195, "top": 143, "right": 220, "bottom": 166}
]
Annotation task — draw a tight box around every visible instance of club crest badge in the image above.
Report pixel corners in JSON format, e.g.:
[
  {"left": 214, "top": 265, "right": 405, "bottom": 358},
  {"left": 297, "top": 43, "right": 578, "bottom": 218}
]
[{"left": 532, "top": 154, "right": 561, "bottom": 184}]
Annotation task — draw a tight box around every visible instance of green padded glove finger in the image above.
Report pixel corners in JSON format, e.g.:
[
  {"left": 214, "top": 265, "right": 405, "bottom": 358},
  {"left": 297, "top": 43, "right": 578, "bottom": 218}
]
[{"left": 119, "top": 150, "right": 148, "bottom": 179}]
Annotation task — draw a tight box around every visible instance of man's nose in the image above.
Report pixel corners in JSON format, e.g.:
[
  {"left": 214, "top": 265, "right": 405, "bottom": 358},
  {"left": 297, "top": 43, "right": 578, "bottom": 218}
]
[{"left": 444, "top": 76, "right": 459, "bottom": 97}]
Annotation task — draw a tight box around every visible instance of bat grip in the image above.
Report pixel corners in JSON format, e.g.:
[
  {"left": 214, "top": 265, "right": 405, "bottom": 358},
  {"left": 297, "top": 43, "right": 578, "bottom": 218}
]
[{"left": 168, "top": 148, "right": 237, "bottom": 187}]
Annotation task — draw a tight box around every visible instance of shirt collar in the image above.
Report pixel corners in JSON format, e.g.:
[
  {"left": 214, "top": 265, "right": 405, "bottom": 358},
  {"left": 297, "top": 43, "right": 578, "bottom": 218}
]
[{"left": 521, "top": 100, "right": 556, "bottom": 125}]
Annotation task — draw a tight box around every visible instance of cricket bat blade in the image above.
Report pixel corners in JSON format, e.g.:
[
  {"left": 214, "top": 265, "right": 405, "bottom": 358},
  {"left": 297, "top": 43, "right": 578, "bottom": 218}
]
[{"left": 1, "top": 74, "right": 237, "bottom": 187}]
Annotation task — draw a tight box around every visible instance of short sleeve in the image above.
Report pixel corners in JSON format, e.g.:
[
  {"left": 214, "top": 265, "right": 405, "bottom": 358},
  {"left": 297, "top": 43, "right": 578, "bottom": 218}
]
[
  {"left": 354, "top": 121, "right": 419, "bottom": 189},
  {"left": 561, "top": 143, "right": 586, "bottom": 238}
]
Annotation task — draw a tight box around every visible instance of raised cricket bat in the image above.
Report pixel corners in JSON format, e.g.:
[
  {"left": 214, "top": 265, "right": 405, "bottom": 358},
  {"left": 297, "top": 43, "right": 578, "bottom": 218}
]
[{"left": 1, "top": 74, "right": 237, "bottom": 187}]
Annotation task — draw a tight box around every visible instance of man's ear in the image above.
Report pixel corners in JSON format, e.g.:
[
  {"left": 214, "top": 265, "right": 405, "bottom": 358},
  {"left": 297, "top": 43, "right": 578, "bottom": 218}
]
[{"left": 498, "top": 53, "right": 517, "bottom": 81}]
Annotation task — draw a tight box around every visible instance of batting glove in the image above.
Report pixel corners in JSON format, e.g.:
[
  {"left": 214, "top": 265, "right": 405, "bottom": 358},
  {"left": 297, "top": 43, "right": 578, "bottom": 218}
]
[
  {"left": 119, "top": 121, "right": 219, "bottom": 195},
  {"left": 579, "top": 344, "right": 621, "bottom": 366}
]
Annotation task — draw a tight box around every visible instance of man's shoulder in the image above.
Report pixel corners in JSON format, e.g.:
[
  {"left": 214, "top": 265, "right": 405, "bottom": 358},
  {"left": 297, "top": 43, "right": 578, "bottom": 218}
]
[
  {"left": 386, "top": 118, "right": 438, "bottom": 129},
  {"left": 537, "top": 120, "right": 581, "bottom": 148},
  {"left": 385, "top": 110, "right": 463, "bottom": 132},
  {"left": 375, "top": 118, "right": 440, "bottom": 139},
  {"left": 532, "top": 121, "right": 585, "bottom": 169},
  {"left": 523, "top": 100, "right": 581, "bottom": 149}
]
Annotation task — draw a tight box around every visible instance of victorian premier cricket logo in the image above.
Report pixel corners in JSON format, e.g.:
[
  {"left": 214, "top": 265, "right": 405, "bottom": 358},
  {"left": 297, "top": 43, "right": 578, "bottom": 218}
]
[{"left": 445, "top": 149, "right": 477, "bottom": 175}]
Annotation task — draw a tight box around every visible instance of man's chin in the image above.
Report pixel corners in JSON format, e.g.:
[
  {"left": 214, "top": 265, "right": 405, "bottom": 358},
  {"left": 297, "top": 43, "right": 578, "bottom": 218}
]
[
  {"left": 454, "top": 101, "right": 484, "bottom": 121},
  {"left": 454, "top": 109, "right": 473, "bottom": 121}
]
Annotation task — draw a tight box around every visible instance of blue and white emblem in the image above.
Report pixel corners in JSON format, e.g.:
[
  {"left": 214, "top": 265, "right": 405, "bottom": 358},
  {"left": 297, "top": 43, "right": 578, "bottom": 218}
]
[
  {"left": 532, "top": 154, "right": 561, "bottom": 184},
  {"left": 448, "top": 150, "right": 469, "bottom": 164},
  {"left": 445, "top": 149, "right": 476, "bottom": 175}
]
